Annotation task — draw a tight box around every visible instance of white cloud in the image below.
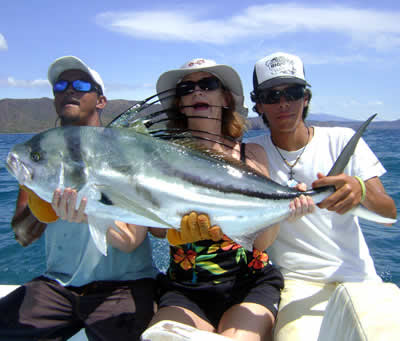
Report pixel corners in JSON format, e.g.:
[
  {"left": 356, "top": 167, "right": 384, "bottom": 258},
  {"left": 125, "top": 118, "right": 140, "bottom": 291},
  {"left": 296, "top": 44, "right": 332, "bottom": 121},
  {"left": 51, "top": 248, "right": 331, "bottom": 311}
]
[
  {"left": 368, "top": 100, "right": 384, "bottom": 106},
  {"left": 96, "top": 4, "right": 400, "bottom": 50},
  {"left": 0, "top": 33, "right": 7, "bottom": 50},
  {"left": 0, "top": 77, "right": 49, "bottom": 88}
]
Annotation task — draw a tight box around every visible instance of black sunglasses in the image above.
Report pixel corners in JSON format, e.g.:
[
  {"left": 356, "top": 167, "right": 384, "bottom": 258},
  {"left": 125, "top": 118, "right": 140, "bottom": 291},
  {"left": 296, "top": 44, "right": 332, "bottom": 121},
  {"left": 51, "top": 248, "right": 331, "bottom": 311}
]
[
  {"left": 256, "top": 85, "right": 305, "bottom": 104},
  {"left": 53, "top": 79, "right": 101, "bottom": 94},
  {"left": 176, "top": 77, "right": 221, "bottom": 97}
]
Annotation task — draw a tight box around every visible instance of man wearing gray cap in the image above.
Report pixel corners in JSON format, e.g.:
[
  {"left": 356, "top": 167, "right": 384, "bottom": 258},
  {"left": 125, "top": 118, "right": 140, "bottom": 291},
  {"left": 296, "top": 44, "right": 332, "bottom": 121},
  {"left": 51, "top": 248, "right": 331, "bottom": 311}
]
[
  {"left": 0, "top": 56, "right": 158, "bottom": 341},
  {"left": 249, "top": 52, "right": 396, "bottom": 340}
]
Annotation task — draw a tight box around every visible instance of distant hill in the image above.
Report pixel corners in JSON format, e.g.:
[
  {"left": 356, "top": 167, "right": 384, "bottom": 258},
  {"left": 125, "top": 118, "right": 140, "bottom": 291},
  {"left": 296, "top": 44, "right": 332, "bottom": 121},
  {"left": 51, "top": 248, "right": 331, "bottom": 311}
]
[
  {"left": 248, "top": 114, "right": 400, "bottom": 131},
  {"left": 0, "top": 98, "right": 399, "bottom": 133},
  {"left": 0, "top": 98, "right": 138, "bottom": 133},
  {"left": 308, "top": 113, "right": 353, "bottom": 121}
]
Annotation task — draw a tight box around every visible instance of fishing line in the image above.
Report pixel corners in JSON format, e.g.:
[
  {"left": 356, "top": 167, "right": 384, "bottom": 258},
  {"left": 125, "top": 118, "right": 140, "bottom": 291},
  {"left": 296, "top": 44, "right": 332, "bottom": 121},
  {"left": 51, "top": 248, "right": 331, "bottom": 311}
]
[{"left": 179, "top": 104, "right": 230, "bottom": 110}]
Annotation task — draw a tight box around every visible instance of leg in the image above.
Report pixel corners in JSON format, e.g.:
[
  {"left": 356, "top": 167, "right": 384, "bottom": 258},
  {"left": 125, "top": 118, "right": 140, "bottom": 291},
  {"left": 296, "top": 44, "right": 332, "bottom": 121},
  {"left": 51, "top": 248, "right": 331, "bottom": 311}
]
[
  {"left": 0, "top": 277, "right": 80, "bottom": 340},
  {"left": 218, "top": 302, "right": 275, "bottom": 341},
  {"left": 274, "top": 279, "right": 336, "bottom": 341},
  {"left": 150, "top": 306, "right": 215, "bottom": 332},
  {"left": 83, "top": 278, "right": 157, "bottom": 341},
  {"left": 148, "top": 287, "right": 215, "bottom": 333}
]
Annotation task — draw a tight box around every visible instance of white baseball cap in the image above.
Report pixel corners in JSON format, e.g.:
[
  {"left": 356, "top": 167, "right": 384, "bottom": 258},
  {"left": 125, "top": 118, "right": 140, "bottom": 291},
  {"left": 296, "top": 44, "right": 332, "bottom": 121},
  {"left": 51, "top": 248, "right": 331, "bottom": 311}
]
[
  {"left": 156, "top": 58, "right": 248, "bottom": 117},
  {"left": 48, "top": 56, "right": 105, "bottom": 95},
  {"left": 252, "top": 52, "right": 311, "bottom": 91}
]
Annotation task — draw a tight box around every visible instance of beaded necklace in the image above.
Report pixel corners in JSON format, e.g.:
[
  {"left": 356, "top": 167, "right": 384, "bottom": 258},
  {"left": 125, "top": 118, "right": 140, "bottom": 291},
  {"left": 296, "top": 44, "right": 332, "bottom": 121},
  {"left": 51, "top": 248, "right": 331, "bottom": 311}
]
[{"left": 272, "top": 127, "right": 310, "bottom": 187}]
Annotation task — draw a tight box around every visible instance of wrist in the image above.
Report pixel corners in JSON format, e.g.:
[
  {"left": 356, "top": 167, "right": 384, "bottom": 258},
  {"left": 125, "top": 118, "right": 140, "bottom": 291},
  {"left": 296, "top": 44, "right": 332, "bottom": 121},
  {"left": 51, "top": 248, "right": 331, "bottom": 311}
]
[{"left": 354, "top": 176, "right": 366, "bottom": 203}]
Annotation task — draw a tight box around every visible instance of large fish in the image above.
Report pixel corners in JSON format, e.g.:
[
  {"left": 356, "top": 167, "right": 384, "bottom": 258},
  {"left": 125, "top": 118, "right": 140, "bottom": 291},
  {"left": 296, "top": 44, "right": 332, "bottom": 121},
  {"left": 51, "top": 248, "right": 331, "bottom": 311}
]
[{"left": 6, "top": 114, "right": 395, "bottom": 255}]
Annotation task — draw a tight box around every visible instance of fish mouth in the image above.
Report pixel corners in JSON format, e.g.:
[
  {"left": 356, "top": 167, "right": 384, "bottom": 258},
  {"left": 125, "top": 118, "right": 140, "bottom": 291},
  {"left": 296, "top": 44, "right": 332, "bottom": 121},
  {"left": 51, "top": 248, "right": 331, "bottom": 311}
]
[{"left": 6, "top": 153, "right": 32, "bottom": 185}]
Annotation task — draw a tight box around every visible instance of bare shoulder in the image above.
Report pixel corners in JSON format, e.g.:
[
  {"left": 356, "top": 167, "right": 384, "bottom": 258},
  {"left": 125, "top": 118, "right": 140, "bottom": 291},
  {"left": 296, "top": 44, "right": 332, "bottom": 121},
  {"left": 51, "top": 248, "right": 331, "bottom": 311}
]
[
  {"left": 245, "top": 142, "right": 268, "bottom": 164},
  {"left": 243, "top": 142, "right": 269, "bottom": 176},
  {"left": 245, "top": 142, "right": 266, "bottom": 155}
]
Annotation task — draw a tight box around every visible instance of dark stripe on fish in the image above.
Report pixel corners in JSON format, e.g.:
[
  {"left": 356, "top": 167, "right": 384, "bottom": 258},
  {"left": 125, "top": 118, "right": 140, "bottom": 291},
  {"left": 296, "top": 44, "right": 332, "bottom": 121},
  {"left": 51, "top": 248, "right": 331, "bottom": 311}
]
[
  {"left": 63, "top": 127, "right": 87, "bottom": 190},
  {"left": 161, "top": 160, "right": 322, "bottom": 200},
  {"left": 26, "top": 133, "right": 47, "bottom": 182},
  {"left": 100, "top": 192, "right": 113, "bottom": 205}
]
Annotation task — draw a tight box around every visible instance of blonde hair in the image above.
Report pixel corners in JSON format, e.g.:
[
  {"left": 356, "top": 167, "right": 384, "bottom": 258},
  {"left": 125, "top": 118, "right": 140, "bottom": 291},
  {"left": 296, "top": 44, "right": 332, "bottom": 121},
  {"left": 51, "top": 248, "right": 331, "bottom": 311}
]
[{"left": 221, "top": 89, "right": 248, "bottom": 139}]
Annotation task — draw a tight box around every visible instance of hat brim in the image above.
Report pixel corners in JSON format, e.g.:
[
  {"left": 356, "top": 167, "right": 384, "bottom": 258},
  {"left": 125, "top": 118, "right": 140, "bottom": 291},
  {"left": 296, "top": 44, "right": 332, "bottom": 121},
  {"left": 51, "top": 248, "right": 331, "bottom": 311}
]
[
  {"left": 156, "top": 64, "right": 247, "bottom": 117},
  {"left": 258, "top": 76, "right": 311, "bottom": 90}
]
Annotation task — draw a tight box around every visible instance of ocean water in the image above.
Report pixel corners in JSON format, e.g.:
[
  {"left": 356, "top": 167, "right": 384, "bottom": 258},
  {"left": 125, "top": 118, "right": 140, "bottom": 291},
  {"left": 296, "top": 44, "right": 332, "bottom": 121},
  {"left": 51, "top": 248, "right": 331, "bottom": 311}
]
[{"left": 0, "top": 129, "right": 399, "bottom": 286}]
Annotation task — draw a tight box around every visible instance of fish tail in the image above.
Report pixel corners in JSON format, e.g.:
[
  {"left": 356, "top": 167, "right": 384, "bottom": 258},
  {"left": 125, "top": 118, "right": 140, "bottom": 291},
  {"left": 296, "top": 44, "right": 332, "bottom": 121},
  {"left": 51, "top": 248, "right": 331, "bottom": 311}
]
[{"left": 327, "top": 114, "right": 376, "bottom": 176}]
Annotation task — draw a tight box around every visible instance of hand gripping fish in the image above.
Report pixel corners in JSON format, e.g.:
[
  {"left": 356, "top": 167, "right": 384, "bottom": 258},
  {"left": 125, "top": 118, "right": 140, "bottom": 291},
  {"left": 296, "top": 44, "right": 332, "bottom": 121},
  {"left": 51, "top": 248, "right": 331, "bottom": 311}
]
[{"left": 6, "top": 114, "right": 396, "bottom": 255}]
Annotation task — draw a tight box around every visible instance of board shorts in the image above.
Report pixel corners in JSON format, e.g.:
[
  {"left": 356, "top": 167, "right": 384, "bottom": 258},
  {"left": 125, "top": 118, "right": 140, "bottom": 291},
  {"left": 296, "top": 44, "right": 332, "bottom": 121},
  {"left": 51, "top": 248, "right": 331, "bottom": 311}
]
[
  {"left": 0, "top": 276, "right": 156, "bottom": 341},
  {"left": 157, "top": 264, "right": 284, "bottom": 328}
]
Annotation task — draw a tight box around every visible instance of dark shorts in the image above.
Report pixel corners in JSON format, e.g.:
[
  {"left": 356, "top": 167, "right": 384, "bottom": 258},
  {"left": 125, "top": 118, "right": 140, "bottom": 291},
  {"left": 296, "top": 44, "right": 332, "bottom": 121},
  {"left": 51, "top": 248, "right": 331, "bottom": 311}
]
[
  {"left": 157, "top": 265, "right": 284, "bottom": 328},
  {"left": 0, "top": 276, "right": 156, "bottom": 341}
]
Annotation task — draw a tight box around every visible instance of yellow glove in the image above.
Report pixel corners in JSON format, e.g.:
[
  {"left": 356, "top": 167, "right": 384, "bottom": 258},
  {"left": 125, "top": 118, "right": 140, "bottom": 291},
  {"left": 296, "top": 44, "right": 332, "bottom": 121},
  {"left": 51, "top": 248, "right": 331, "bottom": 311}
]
[
  {"left": 167, "top": 211, "right": 224, "bottom": 246},
  {"left": 20, "top": 186, "right": 58, "bottom": 223}
]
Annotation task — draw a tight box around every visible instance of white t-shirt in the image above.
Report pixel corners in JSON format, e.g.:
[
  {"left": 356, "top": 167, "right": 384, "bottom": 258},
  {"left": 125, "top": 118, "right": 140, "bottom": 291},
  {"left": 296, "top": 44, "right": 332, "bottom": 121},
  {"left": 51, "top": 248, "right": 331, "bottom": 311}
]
[{"left": 248, "top": 126, "right": 385, "bottom": 283}]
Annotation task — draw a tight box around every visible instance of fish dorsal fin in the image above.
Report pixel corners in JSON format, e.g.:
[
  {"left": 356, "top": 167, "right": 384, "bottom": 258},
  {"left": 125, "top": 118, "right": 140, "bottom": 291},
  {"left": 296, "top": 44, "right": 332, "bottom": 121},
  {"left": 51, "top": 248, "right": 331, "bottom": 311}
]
[
  {"left": 106, "top": 89, "right": 269, "bottom": 180},
  {"left": 107, "top": 88, "right": 187, "bottom": 137},
  {"left": 106, "top": 89, "right": 242, "bottom": 148}
]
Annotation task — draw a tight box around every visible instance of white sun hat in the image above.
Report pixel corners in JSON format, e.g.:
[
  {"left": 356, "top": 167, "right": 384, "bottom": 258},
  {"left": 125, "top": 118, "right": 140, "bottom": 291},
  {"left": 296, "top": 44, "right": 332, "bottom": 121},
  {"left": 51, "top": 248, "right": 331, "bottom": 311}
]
[
  {"left": 156, "top": 58, "right": 248, "bottom": 117},
  {"left": 252, "top": 52, "right": 311, "bottom": 91},
  {"left": 48, "top": 56, "right": 105, "bottom": 95}
]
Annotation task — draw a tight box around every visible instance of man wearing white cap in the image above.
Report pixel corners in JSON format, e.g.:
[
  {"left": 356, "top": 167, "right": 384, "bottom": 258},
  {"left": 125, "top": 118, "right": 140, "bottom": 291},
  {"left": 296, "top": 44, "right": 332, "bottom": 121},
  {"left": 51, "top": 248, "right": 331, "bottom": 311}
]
[
  {"left": 249, "top": 52, "right": 396, "bottom": 340},
  {"left": 0, "top": 56, "right": 158, "bottom": 341}
]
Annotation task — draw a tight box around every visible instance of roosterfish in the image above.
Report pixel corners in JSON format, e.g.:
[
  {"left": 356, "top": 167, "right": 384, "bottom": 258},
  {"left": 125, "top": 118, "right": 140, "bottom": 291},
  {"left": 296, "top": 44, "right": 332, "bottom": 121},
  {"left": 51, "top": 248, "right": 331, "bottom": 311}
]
[{"left": 6, "top": 114, "right": 395, "bottom": 255}]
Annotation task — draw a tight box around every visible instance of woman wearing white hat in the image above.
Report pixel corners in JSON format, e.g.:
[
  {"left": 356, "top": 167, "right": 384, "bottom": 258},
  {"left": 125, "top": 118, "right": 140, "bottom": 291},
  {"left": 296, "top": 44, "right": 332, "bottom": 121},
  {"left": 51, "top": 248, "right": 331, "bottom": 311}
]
[{"left": 148, "top": 58, "right": 312, "bottom": 341}]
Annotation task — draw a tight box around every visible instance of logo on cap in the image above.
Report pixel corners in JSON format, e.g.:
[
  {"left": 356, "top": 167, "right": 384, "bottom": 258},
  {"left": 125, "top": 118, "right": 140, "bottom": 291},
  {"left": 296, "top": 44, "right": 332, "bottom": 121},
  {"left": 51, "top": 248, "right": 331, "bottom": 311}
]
[
  {"left": 265, "top": 56, "right": 297, "bottom": 76},
  {"left": 188, "top": 59, "right": 206, "bottom": 67}
]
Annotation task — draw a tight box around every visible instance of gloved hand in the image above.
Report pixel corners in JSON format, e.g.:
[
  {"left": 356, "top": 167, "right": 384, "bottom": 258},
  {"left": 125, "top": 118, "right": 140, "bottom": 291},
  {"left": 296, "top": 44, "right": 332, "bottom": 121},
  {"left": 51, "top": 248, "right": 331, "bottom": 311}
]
[
  {"left": 20, "top": 186, "right": 58, "bottom": 223},
  {"left": 167, "top": 211, "right": 224, "bottom": 246}
]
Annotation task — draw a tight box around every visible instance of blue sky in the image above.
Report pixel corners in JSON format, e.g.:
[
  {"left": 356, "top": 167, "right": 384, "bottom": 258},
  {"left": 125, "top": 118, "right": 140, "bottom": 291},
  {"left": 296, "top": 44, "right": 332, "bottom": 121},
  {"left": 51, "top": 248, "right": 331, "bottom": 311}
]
[{"left": 1, "top": 0, "right": 399, "bottom": 121}]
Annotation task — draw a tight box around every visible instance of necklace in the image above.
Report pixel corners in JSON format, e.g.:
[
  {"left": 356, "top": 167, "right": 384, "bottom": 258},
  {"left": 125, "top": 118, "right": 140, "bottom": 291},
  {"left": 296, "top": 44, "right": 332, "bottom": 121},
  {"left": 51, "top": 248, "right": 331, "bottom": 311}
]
[{"left": 272, "top": 127, "right": 311, "bottom": 186}]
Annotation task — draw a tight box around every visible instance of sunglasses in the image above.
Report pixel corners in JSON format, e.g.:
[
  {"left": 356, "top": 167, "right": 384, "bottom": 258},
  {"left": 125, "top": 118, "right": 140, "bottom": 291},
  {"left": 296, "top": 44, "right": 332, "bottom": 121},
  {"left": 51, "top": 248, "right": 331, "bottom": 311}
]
[
  {"left": 176, "top": 77, "right": 221, "bottom": 97},
  {"left": 256, "top": 85, "right": 305, "bottom": 104},
  {"left": 53, "top": 79, "right": 101, "bottom": 94}
]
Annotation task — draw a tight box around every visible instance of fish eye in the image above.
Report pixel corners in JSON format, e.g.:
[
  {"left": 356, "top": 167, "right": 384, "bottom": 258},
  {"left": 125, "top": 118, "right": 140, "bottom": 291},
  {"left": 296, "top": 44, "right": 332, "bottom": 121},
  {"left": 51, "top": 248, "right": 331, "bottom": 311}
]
[{"left": 30, "top": 152, "right": 41, "bottom": 162}]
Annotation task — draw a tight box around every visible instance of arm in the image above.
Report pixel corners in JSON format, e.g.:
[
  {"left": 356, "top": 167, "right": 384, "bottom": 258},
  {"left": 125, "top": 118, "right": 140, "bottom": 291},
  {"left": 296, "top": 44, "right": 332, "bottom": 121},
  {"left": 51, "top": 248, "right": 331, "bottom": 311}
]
[
  {"left": 107, "top": 222, "right": 149, "bottom": 253},
  {"left": 245, "top": 143, "right": 281, "bottom": 250},
  {"left": 312, "top": 173, "right": 397, "bottom": 221},
  {"left": 149, "top": 227, "right": 167, "bottom": 238},
  {"left": 11, "top": 188, "right": 47, "bottom": 246}
]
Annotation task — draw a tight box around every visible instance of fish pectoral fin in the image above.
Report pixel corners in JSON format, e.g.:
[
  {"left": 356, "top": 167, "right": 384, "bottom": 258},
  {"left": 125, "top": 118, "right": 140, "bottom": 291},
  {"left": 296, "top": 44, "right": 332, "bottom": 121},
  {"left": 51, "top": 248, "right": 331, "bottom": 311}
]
[
  {"left": 349, "top": 205, "right": 397, "bottom": 225},
  {"left": 87, "top": 215, "right": 113, "bottom": 256}
]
